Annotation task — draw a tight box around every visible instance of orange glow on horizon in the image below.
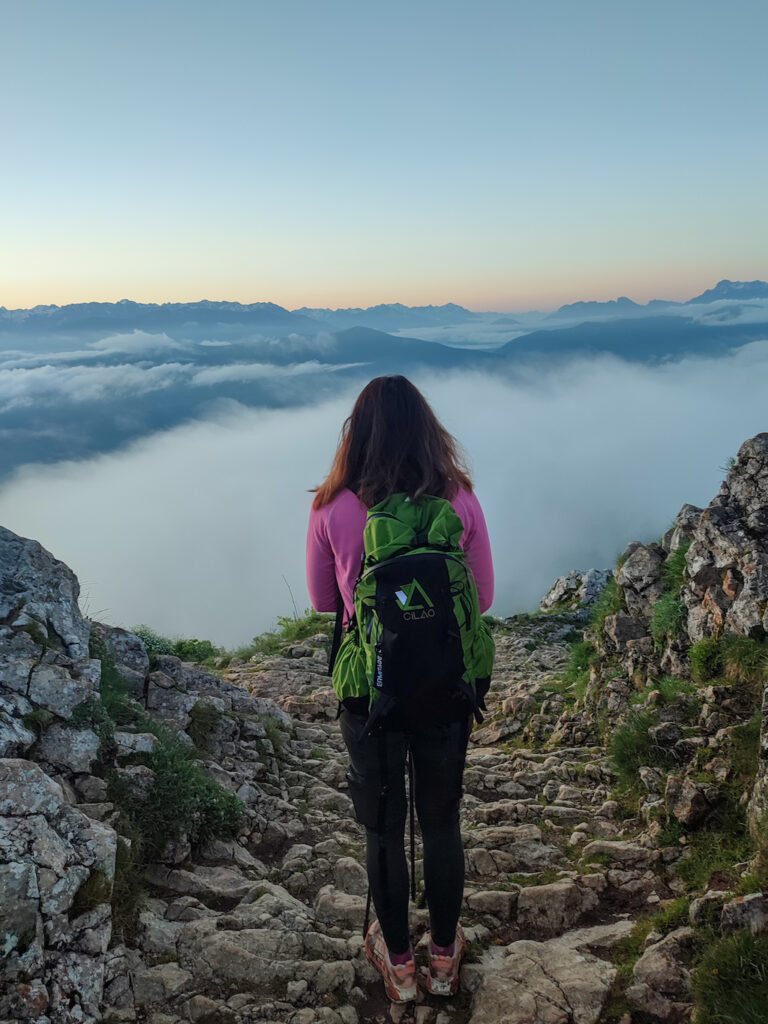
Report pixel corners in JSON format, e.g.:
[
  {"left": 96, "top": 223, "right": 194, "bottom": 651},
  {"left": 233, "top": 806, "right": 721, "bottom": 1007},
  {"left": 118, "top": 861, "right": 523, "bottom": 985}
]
[{"left": 1, "top": 272, "right": 752, "bottom": 315}]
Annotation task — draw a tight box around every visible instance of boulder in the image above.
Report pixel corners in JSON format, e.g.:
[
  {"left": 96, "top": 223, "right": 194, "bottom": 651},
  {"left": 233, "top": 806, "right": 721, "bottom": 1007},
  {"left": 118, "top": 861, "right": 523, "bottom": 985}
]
[
  {"left": 617, "top": 545, "right": 665, "bottom": 618},
  {"left": 721, "top": 892, "right": 768, "bottom": 936},
  {"left": 516, "top": 879, "right": 598, "bottom": 939},
  {"left": 627, "top": 926, "right": 694, "bottom": 1022},
  {"left": 469, "top": 938, "right": 615, "bottom": 1024}
]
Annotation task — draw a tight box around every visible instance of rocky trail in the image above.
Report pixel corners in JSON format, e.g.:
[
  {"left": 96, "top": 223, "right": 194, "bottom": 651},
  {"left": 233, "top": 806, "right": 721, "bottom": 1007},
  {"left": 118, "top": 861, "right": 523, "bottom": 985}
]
[{"left": 189, "top": 611, "right": 658, "bottom": 1024}]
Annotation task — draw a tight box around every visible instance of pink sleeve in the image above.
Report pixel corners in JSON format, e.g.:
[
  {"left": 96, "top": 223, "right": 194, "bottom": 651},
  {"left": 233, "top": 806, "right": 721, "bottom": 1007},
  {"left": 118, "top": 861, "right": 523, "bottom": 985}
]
[
  {"left": 459, "top": 492, "right": 495, "bottom": 613},
  {"left": 305, "top": 505, "right": 338, "bottom": 612}
]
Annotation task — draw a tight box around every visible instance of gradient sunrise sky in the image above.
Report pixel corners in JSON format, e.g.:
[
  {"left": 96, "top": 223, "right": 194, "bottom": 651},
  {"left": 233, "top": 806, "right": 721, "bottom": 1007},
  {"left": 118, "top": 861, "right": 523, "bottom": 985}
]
[{"left": 2, "top": 0, "right": 766, "bottom": 312}]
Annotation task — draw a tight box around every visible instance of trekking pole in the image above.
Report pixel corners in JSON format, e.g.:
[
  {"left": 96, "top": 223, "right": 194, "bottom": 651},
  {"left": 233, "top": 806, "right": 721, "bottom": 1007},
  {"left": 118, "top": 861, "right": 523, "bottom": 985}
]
[{"left": 408, "top": 746, "right": 416, "bottom": 902}]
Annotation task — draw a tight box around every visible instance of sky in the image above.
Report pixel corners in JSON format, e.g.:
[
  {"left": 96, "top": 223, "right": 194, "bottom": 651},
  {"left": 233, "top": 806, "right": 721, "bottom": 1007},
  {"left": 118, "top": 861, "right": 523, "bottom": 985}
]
[
  {"left": 1, "top": 346, "right": 766, "bottom": 647},
  {"left": 2, "top": 0, "right": 767, "bottom": 312}
]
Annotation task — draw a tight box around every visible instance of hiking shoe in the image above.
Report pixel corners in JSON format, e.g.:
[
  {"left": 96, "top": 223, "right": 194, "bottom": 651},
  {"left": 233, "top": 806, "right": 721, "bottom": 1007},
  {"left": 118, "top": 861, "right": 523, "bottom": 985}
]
[
  {"left": 364, "top": 920, "right": 417, "bottom": 1002},
  {"left": 426, "top": 923, "right": 466, "bottom": 996}
]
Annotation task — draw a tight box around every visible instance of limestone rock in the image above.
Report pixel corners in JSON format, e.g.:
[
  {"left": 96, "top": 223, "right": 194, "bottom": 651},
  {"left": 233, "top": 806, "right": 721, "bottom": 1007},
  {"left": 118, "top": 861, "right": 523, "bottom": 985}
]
[
  {"left": 721, "top": 892, "right": 768, "bottom": 935},
  {"left": 470, "top": 938, "right": 615, "bottom": 1024},
  {"left": 133, "top": 962, "right": 194, "bottom": 1006},
  {"left": 602, "top": 614, "right": 649, "bottom": 653},
  {"left": 665, "top": 775, "right": 716, "bottom": 829},
  {"left": 516, "top": 879, "right": 598, "bottom": 939},
  {"left": 90, "top": 621, "right": 150, "bottom": 676},
  {"left": 334, "top": 856, "right": 368, "bottom": 896},
  {"left": 540, "top": 569, "right": 611, "bottom": 612},
  {"left": 37, "top": 724, "right": 101, "bottom": 774},
  {"left": 617, "top": 544, "right": 665, "bottom": 618},
  {"left": 626, "top": 926, "right": 694, "bottom": 1021},
  {"left": 0, "top": 526, "right": 90, "bottom": 659},
  {"left": 315, "top": 885, "right": 366, "bottom": 928},
  {"left": 0, "top": 760, "right": 117, "bottom": 1019}
]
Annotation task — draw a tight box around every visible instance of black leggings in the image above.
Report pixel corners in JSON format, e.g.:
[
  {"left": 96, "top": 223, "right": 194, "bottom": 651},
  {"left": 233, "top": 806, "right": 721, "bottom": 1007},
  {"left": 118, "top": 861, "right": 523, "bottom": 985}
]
[{"left": 339, "top": 708, "right": 473, "bottom": 954}]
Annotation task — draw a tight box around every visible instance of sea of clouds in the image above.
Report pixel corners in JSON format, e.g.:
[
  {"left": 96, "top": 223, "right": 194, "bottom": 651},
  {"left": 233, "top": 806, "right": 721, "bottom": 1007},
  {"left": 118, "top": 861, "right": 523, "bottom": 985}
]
[{"left": 0, "top": 342, "right": 767, "bottom": 647}]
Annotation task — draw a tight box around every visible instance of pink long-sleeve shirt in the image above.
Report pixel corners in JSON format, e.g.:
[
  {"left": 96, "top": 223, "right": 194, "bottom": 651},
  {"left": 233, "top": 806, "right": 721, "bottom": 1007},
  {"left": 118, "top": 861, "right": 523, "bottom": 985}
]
[{"left": 306, "top": 487, "right": 494, "bottom": 622}]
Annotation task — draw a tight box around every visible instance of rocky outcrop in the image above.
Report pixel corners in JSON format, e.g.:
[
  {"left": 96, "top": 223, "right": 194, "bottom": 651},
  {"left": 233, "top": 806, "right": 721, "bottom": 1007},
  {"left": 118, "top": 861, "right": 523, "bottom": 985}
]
[
  {"left": 683, "top": 434, "right": 768, "bottom": 640},
  {"left": 540, "top": 569, "right": 611, "bottom": 614}
]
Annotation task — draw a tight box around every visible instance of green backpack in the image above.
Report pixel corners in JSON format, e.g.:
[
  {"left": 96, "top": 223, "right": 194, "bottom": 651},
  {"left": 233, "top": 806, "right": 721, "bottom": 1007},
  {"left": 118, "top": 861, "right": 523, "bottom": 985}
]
[{"left": 330, "top": 492, "right": 495, "bottom": 731}]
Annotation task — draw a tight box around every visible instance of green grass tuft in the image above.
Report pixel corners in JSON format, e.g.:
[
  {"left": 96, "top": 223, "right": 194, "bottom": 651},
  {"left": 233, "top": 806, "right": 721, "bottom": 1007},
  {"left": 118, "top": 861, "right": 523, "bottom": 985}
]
[
  {"left": 721, "top": 635, "right": 768, "bottom": 687},
  {"left": 232, "top": 610, "right": 333, "bottom": 660},
  {"left": 590, "top": 576, "right": 623, "bottom": 637},
  {"left": 562, "top": 639, "right": 597, "bottom": 700},
  {"left": 630, "top": 675, "right": 699, "bottom": 708},
  {"left": 661, "top": 542, "right": 691, "bottom": 596},
  {"left": 690, "top": 637, "right": 725, "bottom": 684},
  {"left": 650, "top": 593, "right": 687, "bottom": 651},
  {"left": 691, "top": 931, "right": 768, "bottom": 1024},
  {"left": 610, "top": 709, "right": 680, "bottom": 788}
]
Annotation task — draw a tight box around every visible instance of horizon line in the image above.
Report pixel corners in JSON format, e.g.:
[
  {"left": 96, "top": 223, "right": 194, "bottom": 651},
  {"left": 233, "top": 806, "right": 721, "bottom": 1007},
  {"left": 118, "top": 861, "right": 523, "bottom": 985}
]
[{"left": 2, "top": 276, "right": 766, "bottom": 318}]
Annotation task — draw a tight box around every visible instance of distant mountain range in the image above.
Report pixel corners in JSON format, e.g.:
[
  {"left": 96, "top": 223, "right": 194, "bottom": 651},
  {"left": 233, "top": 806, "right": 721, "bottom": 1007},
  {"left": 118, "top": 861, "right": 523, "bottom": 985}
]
[{"left": 2, "top": 280, "right": 766, "bottom": 338}]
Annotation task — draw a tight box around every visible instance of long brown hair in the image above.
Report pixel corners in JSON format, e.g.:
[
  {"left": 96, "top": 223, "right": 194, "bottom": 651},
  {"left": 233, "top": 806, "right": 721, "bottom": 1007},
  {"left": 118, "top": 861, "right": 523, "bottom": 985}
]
[{"left": 313, "top": 375, "right": 473, "bottom": 509}]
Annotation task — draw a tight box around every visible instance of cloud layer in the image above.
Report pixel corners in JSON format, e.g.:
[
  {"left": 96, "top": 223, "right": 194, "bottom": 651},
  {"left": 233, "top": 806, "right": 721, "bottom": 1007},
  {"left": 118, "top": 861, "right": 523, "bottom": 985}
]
[{"left": 0, "top": 345, "right": 767, "bottom": 647}]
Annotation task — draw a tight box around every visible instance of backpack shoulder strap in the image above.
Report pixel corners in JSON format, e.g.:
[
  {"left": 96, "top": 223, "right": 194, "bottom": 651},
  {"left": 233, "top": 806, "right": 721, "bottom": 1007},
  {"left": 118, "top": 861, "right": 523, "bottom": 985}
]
[{"left": 327, "top": 589, "right": 345, "bottom": 676}]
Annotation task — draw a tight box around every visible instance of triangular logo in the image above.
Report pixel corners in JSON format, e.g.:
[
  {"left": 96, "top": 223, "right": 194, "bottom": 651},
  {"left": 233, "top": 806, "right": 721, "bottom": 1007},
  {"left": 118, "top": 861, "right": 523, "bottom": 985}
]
[{"left": 395, "top": 579, "right": 434, "bottom": 611}]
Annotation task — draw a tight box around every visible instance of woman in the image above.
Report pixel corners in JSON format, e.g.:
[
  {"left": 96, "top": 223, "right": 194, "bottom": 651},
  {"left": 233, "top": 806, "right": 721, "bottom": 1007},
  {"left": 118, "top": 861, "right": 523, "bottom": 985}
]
[{"left": 306, "top": 375, "right": 494, "bottom": 1002}]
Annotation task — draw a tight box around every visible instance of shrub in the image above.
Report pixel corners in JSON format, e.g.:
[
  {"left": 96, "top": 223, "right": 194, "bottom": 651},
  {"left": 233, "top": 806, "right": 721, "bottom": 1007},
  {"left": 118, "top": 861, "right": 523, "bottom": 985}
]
[
  {"left": 84, "top": 639, "right": 245, "bottom": 936},
  {"left": 70, "top": 869, "right": 113, "bottom": 917},
  {"left": 131, "top": 625, "right": 223, "bottom": 664},
  {"left": 258, "top": 713, "right": 288, "bottom": 756},
  {"left": 22, "top": 708, "right": 55, "bottom": 736},
  {"left": 650, "top": 593, "right": 687, "bottom": 651},
  {"left": 690, "top": 637, "right": 725, "bottom": 684},
  {"left": 135, "top": 740, "right": 244, "bottom": 857},
  {"left": 131, "top": 624, "right": 175, "bottom": 657},
  {"left": 690, "top": 931, "right": 768, "bottom": 1024}
]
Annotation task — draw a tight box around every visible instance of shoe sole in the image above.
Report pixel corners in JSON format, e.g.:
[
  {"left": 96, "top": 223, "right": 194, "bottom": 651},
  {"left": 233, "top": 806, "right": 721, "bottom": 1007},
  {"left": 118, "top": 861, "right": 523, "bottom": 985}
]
[
  {"left": 365, "top": 937, "right": 417, "bottom": 1003},
  {"left": 426, "top": 974, "right": 458, "bottom": 997}
]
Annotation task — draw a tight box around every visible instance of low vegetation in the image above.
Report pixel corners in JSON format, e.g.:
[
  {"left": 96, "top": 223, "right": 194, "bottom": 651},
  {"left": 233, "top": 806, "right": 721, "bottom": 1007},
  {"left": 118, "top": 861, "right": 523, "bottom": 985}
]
[
  {"left": 610, "top": 708, "right": 680, "bottom": 787},
  {"left": 131, "top": 624, "right": 224, "bottom": 664},
  {"left": 689, "top": 634, "right": 768, "bottom": 690},
  {"left": 590, "top": 575, "right": 623, "bottom": 638},
  {"left": 227, "top": 609, "right": 334, "bottom": 662},
  {"left": 690, "top": 931, "right": 768, "bottom": 1024},
  {"left": 561, "top": 639, "right": 596, "bottom": 700},
  {"left": 80, "top": 634, "right": 245, "bottom": 940},
  {"left": 650, "top": 593, "right": 687, "bottom": 650}
]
